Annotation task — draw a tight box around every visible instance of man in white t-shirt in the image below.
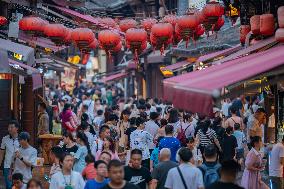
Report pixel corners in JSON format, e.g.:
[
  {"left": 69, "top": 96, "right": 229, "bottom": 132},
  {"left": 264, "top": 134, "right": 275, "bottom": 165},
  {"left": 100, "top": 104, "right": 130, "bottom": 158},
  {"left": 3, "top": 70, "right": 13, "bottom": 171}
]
[
  {"left": 144, "top": 112, "right": 160, "bottom": 153},
  {"left": 165, "top": 147, "right": 204, "bottom": 189},
  {"left": 80, "top": 93, "right": 95, "bottom": 123},
  {"left": 50, "top": 153, "right": 85, "bottom": 189},
  {"left": 269, "top": 137, "right": 284, "bottom": 189},
  {"left": 13, "top": 132, "right": 37, "bottom": 183}
]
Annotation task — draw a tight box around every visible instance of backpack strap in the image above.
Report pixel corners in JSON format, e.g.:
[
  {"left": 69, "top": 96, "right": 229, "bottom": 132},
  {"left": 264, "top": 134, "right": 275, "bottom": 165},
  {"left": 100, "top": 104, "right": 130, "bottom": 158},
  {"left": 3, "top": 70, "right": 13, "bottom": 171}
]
[{"left": 177, "top": 167, "right": 188, "bottom": 189}]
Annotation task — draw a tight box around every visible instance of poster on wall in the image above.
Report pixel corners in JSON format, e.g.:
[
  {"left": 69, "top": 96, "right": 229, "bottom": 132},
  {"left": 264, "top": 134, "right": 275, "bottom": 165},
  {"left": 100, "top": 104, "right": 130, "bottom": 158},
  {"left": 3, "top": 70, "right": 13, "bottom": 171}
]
[{"left": 61, "top": 67, "right": 76, "bottom": 91}]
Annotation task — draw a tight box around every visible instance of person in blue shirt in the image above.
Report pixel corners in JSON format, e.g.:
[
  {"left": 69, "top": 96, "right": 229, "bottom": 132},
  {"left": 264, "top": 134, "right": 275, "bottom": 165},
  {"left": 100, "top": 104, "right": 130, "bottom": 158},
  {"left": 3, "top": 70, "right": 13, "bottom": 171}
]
[
  {"left": 85, "top": 160, "right": 109, "bottom": 189},
  {"left": 158, "top": 125, "right": 181, "bottom": 162}
]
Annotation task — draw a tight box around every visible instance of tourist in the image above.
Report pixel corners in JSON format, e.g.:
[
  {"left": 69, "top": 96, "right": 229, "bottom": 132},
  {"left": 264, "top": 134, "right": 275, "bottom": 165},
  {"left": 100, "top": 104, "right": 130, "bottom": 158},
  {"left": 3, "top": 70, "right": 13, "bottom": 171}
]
[
  {"left": 84, "top": 160, "right": 109, "bottom": 189},
  {"left": 37, "top": 102, "right": 50, "bottom": 135},
  {"left": 269, "top": 137, "right": 284, "bottom": 189},
  {"left": 73, "top": 131, "right": 90, "bottom": 173},
  {"left": 167, "top": 108, "right": 181, "bottom": 135},
  {"left": 82, "top": 154, "right": 96, "bottom": 180},
  {"left": 145, "top": 112, "right": 160, "bottom": 154},
  {"left": 91, "top": 125, "right": 111, "bottom": 156},
  {"left": 94, "top": 110, "right": 104, "bottom": 128},
  {"left": 0, "top": 120, "right": 20, "bottom": 189},
  {"left": 198, "top": 144, "right": 221, "bottom": 187},
  {"left": 181, "top": 113, "right": 195, "bottom": 138},
  {"left": 221, "top": 127, "right": 238, "bottom": 162},
  {"left": 11, "top": 173, "right": 26, "bottom": 189},
  {"left": 196, "top": 120, "right": 221, "bottom": 155},
  {"left": 61, "top": 132, "right": 78, "bottom": 154},
  {"left": 59, "top": 103, "right": 77, "bottom": 132},
  {"left": 13, "top": 132, "right": 37, "bottom": 184},
  {"left": 49, "top": 146, "right": 63, "bottom": 177},
  {"left": 186, "top": 136, "right": 202, "bottom": 166},
  {"left": 224, "top": 106, "right": 243, "bottom": 129},
  {"left": 80, "top": 121, "right": 96, "bottom": 148},
  {"left": 130, "top": 117, "right": 153, "bottom": 169},
  {"left": 207, "top": 160, "right": 244, "bottom": 189},
  {"left": 118, "top": 109, "right": 131, "bottom": 152},
  {"left": 159, "top": 125, "right": 181, "bottom": 162},
  {"left": 233, "top": 123, "right": 246, "bottom": 164},
  {"left": 157, "top": 118, "right": 167, "bottom": 137},
  {"left": 124, "top": 149, "right": 152, "bottom": 189},
  {"left": 80, "top": 92, "right": 95, "bottom": 124},
  {"left": 26, "top": 179, "right": 42, "bottom": 189},
  {"left": 95, "top": 136, "right": 119, "bottom": 161},
  {"left": 150, "top": 136, "right": 164, "bottom": 171},
  {"left": 248, "top": 108, "right": 266, "bottom": 142},
  {"left": 98, "top": 151, "right": 112, "bottom": 164},
  {"left": 105, "top": 114, "right": 119, "bottom": 143},
  {"left": 101, "top": 160, "right": 139, "bottom": 189},
  {"left": 50, "top": 153, "right": 85, "bottom": 189},
  {"left": 165, "top": 147, "right": 204, "bottom": 189},
  {"left": 241, "top": 136, "right": 268, "bottom": 189},
  {"left": 211, "top": 117, "right": 225, "bottom": 145},
  {"left": 124, "top": 117, "right": 137, "bottom": 149},
  {"left": 152, "top": 148, "right": 178, "bottom": 189}
]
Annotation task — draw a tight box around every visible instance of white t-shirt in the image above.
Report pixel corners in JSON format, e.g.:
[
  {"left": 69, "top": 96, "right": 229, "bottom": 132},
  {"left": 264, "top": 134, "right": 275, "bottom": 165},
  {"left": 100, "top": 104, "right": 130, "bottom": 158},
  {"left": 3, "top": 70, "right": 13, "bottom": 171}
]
[
  {"left": 165, "top": 163, "right": 204, "bottom": 189},
  {"left": 13, "top": 145, "right": 37, "bottom": 183},
  {"left": 130, "top": 130, "right": 153, "bottom": 160},
  {"left": 144, "top": 120, "right": 159, "bottom": 149},
  {"left": 49, "top": 171, "right": 85, "bottom": 189},
  {"left": 269, "top": 143, "right": 284, "bottom": 177},
  {"left": 91, "top": 138, "right": 104, "bottom": 157},
  {"left": 0, "top": 135, "right": 20, "bottom": 168}
]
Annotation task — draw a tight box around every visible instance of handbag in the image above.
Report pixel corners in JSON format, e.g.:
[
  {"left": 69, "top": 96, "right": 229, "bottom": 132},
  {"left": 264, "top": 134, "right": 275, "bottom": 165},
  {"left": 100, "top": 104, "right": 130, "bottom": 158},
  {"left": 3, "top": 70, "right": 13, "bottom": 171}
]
[{"left": 177, "top": 167, "right": 188, "bottom": 189}]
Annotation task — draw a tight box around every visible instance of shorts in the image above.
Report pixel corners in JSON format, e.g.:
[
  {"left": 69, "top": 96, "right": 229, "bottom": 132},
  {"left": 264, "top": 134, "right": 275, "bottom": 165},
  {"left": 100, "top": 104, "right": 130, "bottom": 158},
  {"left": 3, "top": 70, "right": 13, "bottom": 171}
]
[{"left": 236, "top": 148, "right": 244, "bottom": 159}]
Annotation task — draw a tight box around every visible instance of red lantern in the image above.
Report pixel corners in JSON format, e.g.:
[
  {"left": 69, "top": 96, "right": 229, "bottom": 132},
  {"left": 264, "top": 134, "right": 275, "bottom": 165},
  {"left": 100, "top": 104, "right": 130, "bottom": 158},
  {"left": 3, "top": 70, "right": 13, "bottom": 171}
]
[
  {"left": 176, "top": 15, "right": 199, "bottom": 47},
  {"left": 43, "top": 24, "right": 67, "bottom": 46},
  {"left": 250, "top": 15, "right": 260, "bottom": 35},
  {"left": 113, "top": 42, "right": 122, "bottom": 53},
  {"left": 214, "top": 17, "right": 224, "bottom": 31},
  {"left": 194, "top": 25, "right": 205, "bottom": 38},
  {"left": 63, "top": 28, "right": 73, "bottom": 45},
  {"left": 151, "top": 23, "right": 173, "bottom": 54},
  {"left": 278, "top": 6, "right": 284, "bottom": 28},
  {"left": 260, "top": 14, "right": 275, "bottom": 36},
  {"left": 101, "top": 18, "right": 118, "bottom": 29},
  {"left": 126, "top": 29, "right": 147, "bottom": 60},
  {"left": 98, "top": 30, "right": 121, "bottom": 57},
  {"left": 141, "top": 18, "right": 157, "bottom": 33},
  {"left": 19, "top": 17, "right": 47, "bottom": 35},
  {"left": 163, "top": 15, "right": 177, "bottom": 27},
  {"left": 0, "top": 16, "right": 7, "bottom": 26},
  {"left": 275, "top": 28, "right": 284, "bottom": 42},
  {"left": 72, "top": 28, "right": 95, "bottom": 51},
  {"left": 240, "top": 25, "right": 250, "bottom": 44},
  {"left": 119, "top": 19, "right": 137, "bottom": 33},
  {"left": 202, "top": 2, "right": 224, "bottom": 21},
  {"left": 81, "top": 53, "right": 90, "bottom": 65}
]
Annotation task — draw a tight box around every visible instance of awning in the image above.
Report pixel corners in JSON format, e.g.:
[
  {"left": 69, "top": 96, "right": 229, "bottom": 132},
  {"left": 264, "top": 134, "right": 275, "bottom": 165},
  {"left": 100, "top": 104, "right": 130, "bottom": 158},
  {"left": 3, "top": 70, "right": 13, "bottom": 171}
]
[
  {"left": 98, "top": 72, "right": 128, "bottom": 83},
  {"left": 0, "top": 38, "right": 35, "bottom": 66},
  {"left": 9, "top": 59, "right": 39, "bottom": 74},
  {"left": 164, "top": 45, "right": 284, "bottom": 115},
  {"left": 214, "top": 37, "right": 277, "bottom": 65},
  {"left": 19, "top": 31, "right": 67, "bottom": 52},
  {"left": 196, "top": 44, "right": 242, "bottom": 63},
  {"left": 32, "top": 73, "right": 43, "bottom": 90},
  {"left": 160, "top": 61, "right": 191, "bottom": 72},
  {"left": 52, "top": 6, "right": 123, "bottom": 35}
]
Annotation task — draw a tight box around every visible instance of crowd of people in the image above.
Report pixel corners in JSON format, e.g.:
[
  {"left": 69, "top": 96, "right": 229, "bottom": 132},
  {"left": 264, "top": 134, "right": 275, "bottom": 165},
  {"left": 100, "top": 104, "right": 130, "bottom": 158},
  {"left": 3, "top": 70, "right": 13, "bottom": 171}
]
[{"left": 0, "top": 82, "right": 284, "bottom": 189}]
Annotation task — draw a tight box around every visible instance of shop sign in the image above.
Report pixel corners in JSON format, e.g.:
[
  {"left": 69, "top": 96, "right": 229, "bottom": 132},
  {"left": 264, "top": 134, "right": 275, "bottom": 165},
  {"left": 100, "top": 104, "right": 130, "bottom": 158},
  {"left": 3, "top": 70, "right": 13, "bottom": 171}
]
[
  {"left": 67, "top": 55, "right": 80, "bottom": 64},
  {"left": 0, "top": 73, "right": 12, "bottom": 80}
]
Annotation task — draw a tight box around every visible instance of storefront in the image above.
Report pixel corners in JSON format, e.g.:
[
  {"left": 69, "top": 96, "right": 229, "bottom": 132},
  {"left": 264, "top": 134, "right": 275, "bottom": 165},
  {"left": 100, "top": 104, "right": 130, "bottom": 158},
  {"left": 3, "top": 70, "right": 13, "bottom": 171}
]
[{"left": 0, "top": 38, "right": 43, "bottom": 144}]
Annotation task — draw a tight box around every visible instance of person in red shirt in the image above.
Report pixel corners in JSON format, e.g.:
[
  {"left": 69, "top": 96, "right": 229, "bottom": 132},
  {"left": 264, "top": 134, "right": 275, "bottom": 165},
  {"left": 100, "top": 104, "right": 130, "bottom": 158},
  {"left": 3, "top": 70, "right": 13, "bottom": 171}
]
[{"left": 82, "top": 154, "right": 96, "bottom": 180}]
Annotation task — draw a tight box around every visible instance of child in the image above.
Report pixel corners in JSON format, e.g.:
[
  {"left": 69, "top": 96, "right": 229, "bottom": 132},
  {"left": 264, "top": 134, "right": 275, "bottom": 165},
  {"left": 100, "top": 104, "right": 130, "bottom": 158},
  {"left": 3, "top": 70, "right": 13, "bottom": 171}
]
[
  {"left": 82, "top": 154, "right": 97, "bottom": 180},
  {"left": 150, "top": 136, "right": 164, "bottom": 171},
  {"left": 186, "top": 136, "right": 202, "bottom": 166},
  {"left": 49, "top": 146, "right": 62, "bottom": 177},
  {"left": 12, "top": 173, "right": 26, "bottom": 189},
  {"left": 233, "top": 123, "right": 246, "bottom": 164}
]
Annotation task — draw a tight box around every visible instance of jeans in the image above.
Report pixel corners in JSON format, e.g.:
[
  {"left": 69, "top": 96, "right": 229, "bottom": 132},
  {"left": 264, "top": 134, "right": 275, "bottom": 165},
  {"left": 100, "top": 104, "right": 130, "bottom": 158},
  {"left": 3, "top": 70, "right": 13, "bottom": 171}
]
[
  {"left": 270, "top": 176, "right": 284, "bottom": 189},
  {"left": 3, "top": 168, "right": 12, "bottom": 189}
]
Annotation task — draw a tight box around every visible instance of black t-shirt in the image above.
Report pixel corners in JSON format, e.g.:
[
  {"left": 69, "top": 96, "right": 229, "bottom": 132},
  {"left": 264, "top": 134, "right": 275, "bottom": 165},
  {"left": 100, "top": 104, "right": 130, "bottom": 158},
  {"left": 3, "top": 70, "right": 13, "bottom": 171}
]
[
  {"left": 221, "top": 135, "right": 238, "bottom": 161},
  {"left": 124, "top": 166, "right": 152, "bottom": 189},
  {"left": 206, "top": 181, "right": 244, "bottom": 189},
  {"left": 101, "top": 182, "right": 139, "bottom": 189},
  {"left": 62, "top": 144, "right": 78, "bottom": 154},
  {"left": 125, "top": 127, "right": 137, "bottom": 147}
]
